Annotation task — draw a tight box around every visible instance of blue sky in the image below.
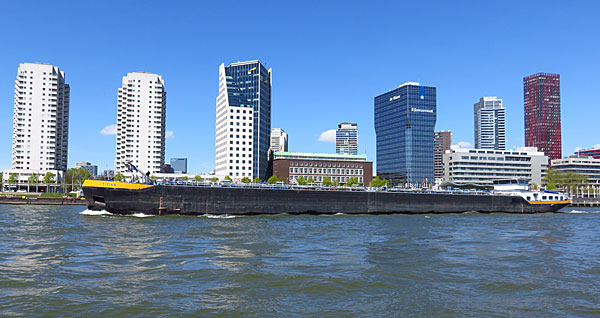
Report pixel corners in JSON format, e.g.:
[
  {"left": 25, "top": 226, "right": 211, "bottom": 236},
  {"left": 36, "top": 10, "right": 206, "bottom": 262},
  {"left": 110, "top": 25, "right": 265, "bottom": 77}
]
[{"left": 1, "top": 1, "right": 599, "bottom": 173}]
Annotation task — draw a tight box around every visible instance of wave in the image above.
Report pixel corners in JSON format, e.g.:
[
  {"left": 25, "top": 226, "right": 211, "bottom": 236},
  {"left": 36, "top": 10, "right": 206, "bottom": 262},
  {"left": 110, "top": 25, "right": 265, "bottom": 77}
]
[
  {"left": 80, "top": 209, "right": 113, "bottom": 216},
  {"left": 130, "top": 213, "right": 154, "bottom": 218},
  {"left": 201, "top": 214, "right": 237, "bottom": 219}
]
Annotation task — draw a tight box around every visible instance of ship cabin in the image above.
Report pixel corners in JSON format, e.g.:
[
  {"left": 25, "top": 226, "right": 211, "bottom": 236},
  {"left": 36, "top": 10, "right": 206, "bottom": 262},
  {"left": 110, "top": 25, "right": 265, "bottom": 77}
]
[{"left": 493, "top": 179, "right": 569, "bottom": 204}]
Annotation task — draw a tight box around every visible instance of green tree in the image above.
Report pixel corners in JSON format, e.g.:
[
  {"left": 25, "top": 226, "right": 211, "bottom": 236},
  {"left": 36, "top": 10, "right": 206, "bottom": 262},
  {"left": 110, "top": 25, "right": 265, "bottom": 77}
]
[
  {"left": 8, "top": 173, "right": 18, "bottom": 183},
  {"left": 181, "top": 176, "right": 189, "bottom": 181},
  {"left": 210, "top": 177, "right": 219, "bottom": 182},
  {"left": 224, "top": 175, "right": 232, "bottom": 182},
  {"left": 150, "top": 175, "right": 157, "bottom": 181},
  {"left": 296, "top": 176, "right": 307, "bottom": 185},
  {"left": 543, "top": 169, "right": 588, "bottom": 190},
  {"left": 194, "top": 175, "right": 203, "bottom": 182},
  {"left": 347, "top": 177, "right": 359, "bottom": 186},
  {"left": 267, "top": 175, "right": 279, "bottom": 184},
  {"left": 252, "top": 177, "right": 261, "bottom": 183},
  {"left": 370, "top": 176, "right": 390, "bottom": 187},
  {"left": 322, "top": 176, "right": 333, "bottom": 185},
  {"left": 28, "top": 173, "right": 39, "bottom": 184},
  {"left": 42, "top": 172, "right": 56, "bottom": 184},
  {"left": 241, "top": 177, "right": 251, "bottom": 183},
  {"left": 307, "top": 177, "right": 315, "bottom": 184},
  {"left": 65, "top": 168, "right": 91, "bottom": 191},
  {"left": 113, "top": 173, "right": 125, "bottom": 181}
]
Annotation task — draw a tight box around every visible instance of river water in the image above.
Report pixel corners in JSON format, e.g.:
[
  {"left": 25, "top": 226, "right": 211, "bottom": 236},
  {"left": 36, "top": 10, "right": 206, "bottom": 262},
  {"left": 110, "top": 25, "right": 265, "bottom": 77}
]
[{"left": 1, "top": 205, "right": 599, "bottom": 317}]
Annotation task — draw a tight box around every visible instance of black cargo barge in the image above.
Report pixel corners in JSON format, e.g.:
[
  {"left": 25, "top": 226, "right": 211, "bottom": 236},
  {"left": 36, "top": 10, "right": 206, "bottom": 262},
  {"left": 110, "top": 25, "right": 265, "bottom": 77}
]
[{"left": 82, "top": 180, "right": 570, "bottom": 215}]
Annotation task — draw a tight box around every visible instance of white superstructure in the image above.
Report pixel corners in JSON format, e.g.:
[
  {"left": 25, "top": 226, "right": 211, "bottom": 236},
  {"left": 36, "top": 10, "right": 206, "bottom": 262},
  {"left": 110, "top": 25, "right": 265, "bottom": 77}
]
[
  {"left": 270, "top": 128, "right": 288, "bottom": 152},
  {"left": 115, "top": 72, "right": 166, "bottom": 174},
  {"left": 10, "top": 63, "right": 69, "bottom": 176},
  {"left": 474, "top": 96, "right": 505, "bottom": 150}
]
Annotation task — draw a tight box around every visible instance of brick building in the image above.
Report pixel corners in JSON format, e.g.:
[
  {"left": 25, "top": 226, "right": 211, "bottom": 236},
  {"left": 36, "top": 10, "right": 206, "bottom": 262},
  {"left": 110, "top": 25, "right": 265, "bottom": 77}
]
[{"left": 270, "top": 152, "right": 372, "bottom": 185}]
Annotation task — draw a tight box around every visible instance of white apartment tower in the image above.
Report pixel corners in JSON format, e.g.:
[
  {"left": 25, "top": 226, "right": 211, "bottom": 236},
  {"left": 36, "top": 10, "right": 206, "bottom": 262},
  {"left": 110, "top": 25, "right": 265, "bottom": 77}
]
[
  {"left": 215, "top": 61, "right": 272, "bottom": 180},
  {"left": 336, "top": 122, "right": 358, "bottom": 155},
  {"left": 11, "top": 63, "right": 70, "bottom": 172},
  {"left": 474, "top": 96, "right": 505, "bottom": 150},
  {"left": 115, "top": 72, "right": 166, "bottom": 174},
  {"left": 270, "top": 128, "right": 288, "bottom": 152}
]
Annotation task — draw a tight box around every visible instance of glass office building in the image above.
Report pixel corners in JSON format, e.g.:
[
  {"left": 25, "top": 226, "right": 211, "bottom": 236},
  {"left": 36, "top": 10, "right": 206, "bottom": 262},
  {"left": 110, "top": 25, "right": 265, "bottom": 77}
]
[
  {"left": 170, "top": 158, "right": 187, "bottom": 174},
  {"left": 215, "top": 61, "right": 272, "bottom": 180},
  {"left": 374, "top": 82, "right": 437, "bottom": 185}
]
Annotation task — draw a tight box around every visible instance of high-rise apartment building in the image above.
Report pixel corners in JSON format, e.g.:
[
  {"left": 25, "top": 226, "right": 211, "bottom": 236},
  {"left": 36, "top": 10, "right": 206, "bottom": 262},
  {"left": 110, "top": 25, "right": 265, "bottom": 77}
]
[
  {"left": 524, "top": 73, "right": 561, "bottom": 161},
  {"left": 215, "top": 60, "right": 272, "bottom": 180},
  {"left": 434, "top": 130, "right": 452, "bottom": 180},
  {"left": 11, "top": 63, "right": 70, "bottom": 173},
  {"left": 270, "top": 128, "right": 288, "bottom": 152},
  {"left": 374, "top": 82, "right": 437, "bottom": 185},
  {"left": 336, "top": 122, "right": 358, "bottom": 155},
  {"left": 115, "top": 72, "right": 166, "bottom": 174},
  {"left": 474, "top": 96, "right": 505, "bottom": 150}
]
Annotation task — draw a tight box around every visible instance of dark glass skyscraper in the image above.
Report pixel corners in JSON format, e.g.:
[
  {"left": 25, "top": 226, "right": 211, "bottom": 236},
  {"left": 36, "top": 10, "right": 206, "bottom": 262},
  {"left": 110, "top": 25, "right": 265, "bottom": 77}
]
[
  {"left": 374, "top": 82, "right": 437, "bottom": 185},
  {"left": 523, "top": 73, "right": 561, "bottom": 161}
]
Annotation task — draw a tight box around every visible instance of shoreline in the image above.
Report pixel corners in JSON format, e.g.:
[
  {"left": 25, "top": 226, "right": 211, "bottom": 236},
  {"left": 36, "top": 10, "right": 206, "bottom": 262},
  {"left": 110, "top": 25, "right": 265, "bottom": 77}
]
[{"left": 0, "top": 196, "right": 86, "bottom": 206}]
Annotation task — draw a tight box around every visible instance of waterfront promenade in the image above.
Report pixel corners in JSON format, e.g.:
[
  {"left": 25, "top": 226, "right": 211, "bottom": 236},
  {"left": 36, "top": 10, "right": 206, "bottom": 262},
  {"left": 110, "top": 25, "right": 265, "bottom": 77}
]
[{"left": 0, "top": 193, "right": 85, "bottom": 206}]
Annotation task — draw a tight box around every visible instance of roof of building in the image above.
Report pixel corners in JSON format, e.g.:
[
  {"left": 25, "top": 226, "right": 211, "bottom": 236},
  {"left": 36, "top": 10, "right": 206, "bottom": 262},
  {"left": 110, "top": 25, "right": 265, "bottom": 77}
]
[{"left": 273, "top": 151, "right": 367, "bottom": 160}]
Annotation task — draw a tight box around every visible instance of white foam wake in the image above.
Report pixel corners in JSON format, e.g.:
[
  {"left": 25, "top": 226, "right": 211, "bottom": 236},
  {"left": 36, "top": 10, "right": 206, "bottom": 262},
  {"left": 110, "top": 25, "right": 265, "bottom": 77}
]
[
  {"left": 80, "top": 209, "right": 113, "bottom": 216},
  {"left": 130, "top": 213, "right": 154, "bottom": 218},
  {"left": 202, "top": 214, "right": 236, "bottom": 219}
]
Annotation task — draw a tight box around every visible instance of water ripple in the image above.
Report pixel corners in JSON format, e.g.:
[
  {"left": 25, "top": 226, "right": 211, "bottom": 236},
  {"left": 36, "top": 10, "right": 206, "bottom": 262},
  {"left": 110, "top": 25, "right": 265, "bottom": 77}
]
[{"left": 0, "top": 205, "right": 599, "bottom": 316}]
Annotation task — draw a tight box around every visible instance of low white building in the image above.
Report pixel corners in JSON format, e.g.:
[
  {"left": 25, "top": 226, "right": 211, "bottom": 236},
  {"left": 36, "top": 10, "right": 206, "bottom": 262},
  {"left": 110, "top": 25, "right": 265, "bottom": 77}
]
[
  {"left": 443, "top": 147, "right": 548, "bottom": 187},
  {"left": 2, "top": 169, "right": 64, "bottom": 192},
  {"left": 551, "top": 155, "right": 600, "bottom": 186}
]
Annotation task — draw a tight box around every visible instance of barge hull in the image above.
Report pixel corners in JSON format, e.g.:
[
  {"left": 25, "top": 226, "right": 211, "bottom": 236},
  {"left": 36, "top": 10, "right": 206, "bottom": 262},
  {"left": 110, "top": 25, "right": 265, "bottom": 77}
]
[{"left": 83, "top": 185, "right": 568, "bottom": 215}]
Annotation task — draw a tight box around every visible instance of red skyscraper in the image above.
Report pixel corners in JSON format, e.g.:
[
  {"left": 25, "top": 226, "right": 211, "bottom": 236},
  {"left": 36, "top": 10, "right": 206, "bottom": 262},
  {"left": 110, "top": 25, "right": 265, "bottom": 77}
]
[{"left": 523, "top": 73, "right": 561, "bottom": 161}]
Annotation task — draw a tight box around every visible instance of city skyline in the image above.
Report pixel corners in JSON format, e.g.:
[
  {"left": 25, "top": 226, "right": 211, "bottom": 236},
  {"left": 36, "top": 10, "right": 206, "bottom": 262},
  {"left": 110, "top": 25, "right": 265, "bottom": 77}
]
[{"left": 1, "top": 1, "right": 599, "bottom": 173}]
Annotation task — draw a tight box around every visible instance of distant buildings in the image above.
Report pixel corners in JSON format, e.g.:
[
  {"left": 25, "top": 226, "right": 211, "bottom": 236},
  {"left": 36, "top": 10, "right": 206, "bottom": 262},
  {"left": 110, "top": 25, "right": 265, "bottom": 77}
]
[
  {"left": 434, "top": 131, "right": 452, "bottom": 181},
  {"left": 115, "top": 72, "right": 166, "bottom": 174},
  {"left": 271, "top": 151, "right": 372, "bottom": 185},
  {"left": 524, "top": 73, "right": 562, "bottom": 161},
  {"left": 103, "top": 170, "right": 115, "bottom": 179},
  {"left": 474, "top": 96, "right": 505, "bottom": 150},
  {"left": 270, "top": 128, "right": 288, "bottom": 152},
  {"left": 76, "top": 162, "right": 98, "bottom": 177},
  {"left": 374, "top": 82, "right": 436, "bottom": 185},
  {"left": 336, "top": 122, "right": 358, "bottom": 155},
  {"left": 215, "top": 60, "right": 272, "bottom": 180},
  {"left": 3, "top": 63, "right": 70, "bottom": 184},
  {"left": 576, "top": 148, "right": 600, "bottom": 160},
  {"left": 443, "top": 147, "right": 548, "bottom": 187},
  {"left": 170, "top": 158, "right": 187, "bottom": 174},
  {"left": 552, "top": 156, "right": 600, "bottom": 186}
]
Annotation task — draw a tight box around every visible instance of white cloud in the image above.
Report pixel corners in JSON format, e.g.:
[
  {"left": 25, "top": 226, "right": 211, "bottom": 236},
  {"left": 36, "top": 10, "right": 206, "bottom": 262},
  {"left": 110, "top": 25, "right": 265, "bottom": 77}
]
[
  {"left": 100, "top": 124, "right": 117, "bottom": 135},
  {"left": 318, "top": 129, "right": 336, "bottom": 143},
  {"left": 166, "top": 131, "right": 174, "bottom": 139},
  {"left": 451, "top": 141, "right": 472, "bottom": 149},
  {"left": 594, "top": 144, "right": 600, "bottom": 149}
]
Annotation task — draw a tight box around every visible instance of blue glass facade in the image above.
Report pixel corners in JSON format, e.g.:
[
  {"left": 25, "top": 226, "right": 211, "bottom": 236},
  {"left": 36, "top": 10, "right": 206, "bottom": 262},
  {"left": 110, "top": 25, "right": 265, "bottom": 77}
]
[
  {"left": 374, "top": 83, "right": 436, "bottom": 185},
  {"left": 224, "top": 61, "right": 272, "bottom": 180}
]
